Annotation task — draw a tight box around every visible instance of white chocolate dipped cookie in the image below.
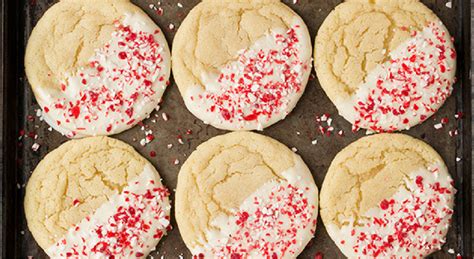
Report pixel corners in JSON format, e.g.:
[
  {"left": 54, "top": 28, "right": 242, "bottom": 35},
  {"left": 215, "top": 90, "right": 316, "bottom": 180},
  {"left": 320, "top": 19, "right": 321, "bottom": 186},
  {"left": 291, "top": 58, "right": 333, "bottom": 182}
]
[
  {"left": 320, "top": 134, "right": 455, "bottom": 258},
  {"left": 172, "top": 0, "right": 312, "bottom": 131},
  {"left": 175, "top": 132, "right": 318, "bottom": 258},
  {"left": 24, "top": 137, "right": 171, "bottom": 258},
  {"left": 315, "top": 0, "right": 456, "bottom": 133},
  {"left": 25, "top": 0, "right": 171, "bottom": 138}
]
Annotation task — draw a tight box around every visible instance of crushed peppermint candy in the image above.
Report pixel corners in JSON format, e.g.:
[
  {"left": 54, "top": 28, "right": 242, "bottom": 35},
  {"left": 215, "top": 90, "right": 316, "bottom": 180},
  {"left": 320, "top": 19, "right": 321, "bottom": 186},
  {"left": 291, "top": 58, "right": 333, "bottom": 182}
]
[
  {"left": 454, "top": 112, "right": 464, "bottom": 119},
  {"left": 449, "top": 129, "right": 458, "bottom": 137},
  {"left": 197, "top": 182, "right": 317, "bottom": 258},
  {"left": 161, "top": 112, "right": 169, "bottom": 121},
  {"left": 139, "top": 125, "right": 155, "bottom": 147},
  {"left": 351, "top": 22, "right": 456, "bottom": 133},
  {"left": 31, "top": 143, "right": 40, "bottom": 152},
  {"left": 41, "top": 19, "right": 168, "bottom": 137},
  {"left": 434, "top": 123, "right": 444, "bottom": 130},
  {"left": 187, "top": 26, "right": 309, "bottom": 129},
  {"left": 72, "top": 199, "right": 81, "bottom": 207},
  {"left": 334, "top": 167, "right": 455, "bottom": 257},
  {"left": 48, "top": 175, "right": 171, "bottom": 258},
  {"left": 177, "top": 135, "right": 184, "bottom": 145},
  {"left": 316, "top": 114, "right": 344, "bottom": 137}
]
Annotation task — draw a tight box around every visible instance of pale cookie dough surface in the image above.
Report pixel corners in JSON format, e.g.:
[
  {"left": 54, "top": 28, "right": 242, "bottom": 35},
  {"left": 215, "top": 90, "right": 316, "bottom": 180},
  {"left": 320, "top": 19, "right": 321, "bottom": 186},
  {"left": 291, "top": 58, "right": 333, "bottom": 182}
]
[
  {"left": 175, "top": 132, "right": 318, "bottom": 258},
  {"left": 172, "top": 0, "right": 312, "bottom": 131},
  {"left": 315, "top": 0, "right": 456, "bottom": 133},
  {"left": 320, "top": 134, "right": 455, "bottom": 258},
  {"left": 25, "top": 0, "right": 171, "bottom": 138},
  {"left": 24, "top": 137, "right": 171, "bottom": 258}
]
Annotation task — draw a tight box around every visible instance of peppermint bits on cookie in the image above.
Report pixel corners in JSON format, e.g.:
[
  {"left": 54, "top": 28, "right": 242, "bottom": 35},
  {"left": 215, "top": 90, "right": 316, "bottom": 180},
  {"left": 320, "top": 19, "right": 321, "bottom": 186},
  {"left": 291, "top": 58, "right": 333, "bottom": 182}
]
[
  {"left": 24, "top": 137, "right": 172, "bottom": 258},
  {"left": 175, "top": 132, "right": 318, "bottom": 258},
  {"left": 25, "top": 0, "right": 171, "bottom": 137},
  {"left": 315, "top": 0, "right": 456, "bottom": 133},
  {"left": 320, "top": 134, "right": 455, "bottom": 258},
  {"left": 172, "top": 0, "right": 312, "bottom": 131}
]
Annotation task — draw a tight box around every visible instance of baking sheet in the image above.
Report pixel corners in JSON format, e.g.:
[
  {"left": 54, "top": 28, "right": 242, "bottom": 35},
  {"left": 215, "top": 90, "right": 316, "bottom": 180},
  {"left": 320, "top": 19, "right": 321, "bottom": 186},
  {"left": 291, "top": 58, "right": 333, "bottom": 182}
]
[{"left": 2, "top": 0, "right": 471, "bottom": 257}]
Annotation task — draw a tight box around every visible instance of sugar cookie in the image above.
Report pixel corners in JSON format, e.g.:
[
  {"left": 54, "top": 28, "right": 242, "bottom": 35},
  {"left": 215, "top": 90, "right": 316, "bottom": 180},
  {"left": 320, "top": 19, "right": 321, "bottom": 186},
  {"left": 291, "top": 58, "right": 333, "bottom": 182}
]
[
  {"left": 320, "top": 134, "right": 455, "bottom": 257},
  {"left": 24, "top": 137, "right": 171, "bottom": 258},
  {"left": 173, "top": 0, "right": 312, "bottom": 131},
  {"left": 25, "top": 0, "right": 171, "bottom": 137},
  {"left": 315, "top": 0, "right": 456, "bottom": 132},
  {"left": 175, "top": 132, "right": 318, "bottom": 257}
]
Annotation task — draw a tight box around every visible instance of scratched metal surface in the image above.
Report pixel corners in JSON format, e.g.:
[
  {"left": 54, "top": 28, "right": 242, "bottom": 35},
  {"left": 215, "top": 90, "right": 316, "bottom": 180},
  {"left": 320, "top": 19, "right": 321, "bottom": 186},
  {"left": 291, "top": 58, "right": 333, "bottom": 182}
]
[{"left": 2, "top": 0, "right": 471, "bottom": 258}]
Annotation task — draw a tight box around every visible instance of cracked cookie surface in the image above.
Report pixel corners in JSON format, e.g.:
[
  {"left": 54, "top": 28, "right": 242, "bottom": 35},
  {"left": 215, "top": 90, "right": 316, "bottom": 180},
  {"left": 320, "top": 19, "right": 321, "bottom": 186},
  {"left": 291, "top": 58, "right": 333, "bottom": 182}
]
[
  {"left": 25, "top": 0, "right": 171, "bottom": 137},
  {"left": 172, "top": 0, "right": 312, "bottom": 131},
  {"left": 315, "top": 0, "right": 456, "bottom": 132},
  {"left": 175, "top": 132, "right": 318, "bottom": 258},
  {"left": 320, "top": 134, "right": 455, "bottom": 257},
  {"left": 25, "top": 137, "right": 171, "bottom": 258}
]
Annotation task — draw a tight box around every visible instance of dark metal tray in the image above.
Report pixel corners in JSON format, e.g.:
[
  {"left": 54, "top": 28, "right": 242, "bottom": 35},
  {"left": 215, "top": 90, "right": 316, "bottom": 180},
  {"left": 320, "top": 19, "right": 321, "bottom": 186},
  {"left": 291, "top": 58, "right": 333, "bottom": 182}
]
[{"left": 1, "top": 0, "right": 471, "bottom": 258}]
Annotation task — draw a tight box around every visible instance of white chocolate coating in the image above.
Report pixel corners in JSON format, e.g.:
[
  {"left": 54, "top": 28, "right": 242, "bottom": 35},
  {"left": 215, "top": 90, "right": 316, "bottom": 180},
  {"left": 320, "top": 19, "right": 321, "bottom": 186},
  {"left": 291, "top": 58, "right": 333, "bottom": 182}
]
[
  {"left": 176, "top": 132, "right": 319, "bottom": 258},
  {"left": 326, "top": 163, "right": 454, "bottom": 258},
  {"left": 190, "top": 153, "right": 318, "bottom": 258},
  {"left": 337, "top": 22, "right": 456, "bottom": 132},
  {"left": 173, "top": 0, "right": 313, "bottom": 131},
  {"left": 46, "top": 164, "right": 171, "bottom": 258},
  {"left": 183, "top": 20, "right": 312, "bottom": 131},
  {"left": 34, "top": 12, "right": 170, "bottom": 138}
]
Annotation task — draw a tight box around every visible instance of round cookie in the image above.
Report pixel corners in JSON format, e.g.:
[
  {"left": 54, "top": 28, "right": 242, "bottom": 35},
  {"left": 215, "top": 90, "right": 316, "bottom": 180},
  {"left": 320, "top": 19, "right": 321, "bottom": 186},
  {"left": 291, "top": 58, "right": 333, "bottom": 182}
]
[
  {"left": 320, "top": 134, "right": 455, "bottom": 258},
  {"left": 25, "top": 0, "right": 171, "bottom": 138},
  {"left": 314, "top": 0, "right": 456, "bottom": 133},
  {"left": 172, "top": 0, "right": 312, "bottom": 131},
  {"left": 175, "top": 132, "right": 318, "bottom": 257},
  {"left": 24, "top": 137, "right": 171, "bottom": 258}
]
